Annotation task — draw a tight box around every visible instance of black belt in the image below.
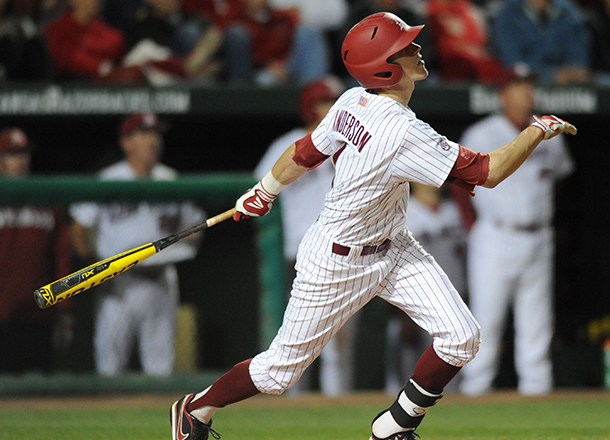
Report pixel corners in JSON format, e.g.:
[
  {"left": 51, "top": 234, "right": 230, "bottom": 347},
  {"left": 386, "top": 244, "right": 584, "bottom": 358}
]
[{"left": 332, "top": 239, "right": 391, "bottom": 256}]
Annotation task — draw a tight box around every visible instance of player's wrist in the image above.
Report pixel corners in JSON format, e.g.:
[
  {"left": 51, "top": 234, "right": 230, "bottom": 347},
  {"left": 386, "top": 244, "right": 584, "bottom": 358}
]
[
  {"left": 260, "top": 171, "right": 286, "bottom": 197},
  {"left": 529, "top": 117, "right": 548, "bottom": 139}
]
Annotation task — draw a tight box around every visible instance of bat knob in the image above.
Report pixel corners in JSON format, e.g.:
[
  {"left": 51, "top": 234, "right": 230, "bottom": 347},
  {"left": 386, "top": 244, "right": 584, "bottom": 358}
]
[{"left": 33, "top": 288, "right": 51, "bottom": 309}]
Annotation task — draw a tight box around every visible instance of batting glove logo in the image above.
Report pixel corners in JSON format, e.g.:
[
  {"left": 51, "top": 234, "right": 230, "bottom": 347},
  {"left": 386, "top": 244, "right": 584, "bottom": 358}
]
[{"left": 234, "top": 183, "right": 277, "bottom": 221}]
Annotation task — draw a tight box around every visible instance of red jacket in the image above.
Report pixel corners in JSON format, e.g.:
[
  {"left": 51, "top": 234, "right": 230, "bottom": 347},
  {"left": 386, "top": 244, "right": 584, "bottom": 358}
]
[
  {"left": 427, "top": 0, "right": 503, "bottom": 82},
  {"left": 0, "top": 206, "right": 72, "bottom": 321},
  {"left": 44, "top": 12, "right": 126, "bottom": 80},
  {"left": 181, "top": 0, "right": 297, "bottom": 65},
  {"left": 236, "top": 8, "right": 297, "bottom": 65}
]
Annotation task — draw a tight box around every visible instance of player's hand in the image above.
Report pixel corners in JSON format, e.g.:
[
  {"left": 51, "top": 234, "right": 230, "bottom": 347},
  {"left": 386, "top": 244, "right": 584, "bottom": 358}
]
[
  {"left": 530, "top": 115, "right": 577, "bottom": 140},
  {"left": 234, "top": 181, "right": 278, "bottom": 221}
]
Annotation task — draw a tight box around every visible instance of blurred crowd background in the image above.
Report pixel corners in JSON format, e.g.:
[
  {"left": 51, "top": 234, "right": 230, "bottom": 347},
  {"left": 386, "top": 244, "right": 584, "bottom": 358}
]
[{"left": 0, "top": 0, "right": 609, "bottom": 86}]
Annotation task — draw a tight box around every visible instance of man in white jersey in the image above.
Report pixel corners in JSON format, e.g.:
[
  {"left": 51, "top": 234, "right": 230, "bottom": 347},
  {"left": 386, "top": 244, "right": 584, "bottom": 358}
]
[
  {"left": 170, "top": 12, "right": 577, "bottom": 440},
  {"left": 256, "top": 76, "right": 359, "bottom": 397},
  {"left": 459, "top": 67, "right": 575, "bottom": 396},
  {"left": 70, "top": 113, "right": 206, "bottom": 376}
]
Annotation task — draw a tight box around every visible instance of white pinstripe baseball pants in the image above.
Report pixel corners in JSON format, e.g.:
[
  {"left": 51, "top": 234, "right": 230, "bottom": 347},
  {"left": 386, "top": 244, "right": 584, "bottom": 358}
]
[{"left": 250, "top": 223, "right": 481, "bottom": 394}]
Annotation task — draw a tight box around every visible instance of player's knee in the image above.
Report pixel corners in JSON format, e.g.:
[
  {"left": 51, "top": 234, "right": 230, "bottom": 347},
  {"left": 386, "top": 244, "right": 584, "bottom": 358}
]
[
  {"left": 435, "top": 324, "right": 481, "bottom": 367},
  {"left": 459, "top": 324, "right": 482, "bottom": 365},
  {"left": 251, "top": 373, "right": 300, "bottom": 395},
  {"left": 249, "top": 357, "right": 304, "bottom": 395}
]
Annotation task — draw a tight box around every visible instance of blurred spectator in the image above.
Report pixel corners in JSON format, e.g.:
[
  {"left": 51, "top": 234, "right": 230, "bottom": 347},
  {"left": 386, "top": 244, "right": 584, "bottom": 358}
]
[
  {"left": 426, "top": 0, "right": 505, "bottom": 83},
  {"left": 70, "top": 113, "right": 206, "bottom": 376},
  {"left": 343, "top": 0, "right": 436, "bottom": 82},
  {"left": 491, "top": 0, "right": 592, "bottom": 84},
  {"left": 255, "top": 76, "right": 355, "bottom": 396},
  {"left": 0, "top": 0, "right": 53, "bottom": 80},
  {"left": 385, "top": 182, "right": 468, "bottom": 394},
  {"left": 121, "top": 0, "right": 217, "bottom": 85},
  {"left": 268, "top": 0, "right": 347, "bottom": 77},
  {"left": 458, "top": 67, "right": 575, "bottom": 396},
  {"left": 183, "top": 0, "right": 329, "bottom": 85},
  {"left": 0, "top": 127, "right": 73, "bottom": 373},
  {"left": 228, "top": 0, "right": 330, "bottom": 84},
  {"left": 579, "top": 0, "right": 610, "bottom": 83},
  {"left": 43, "top": 0, "right": 145, "bottom": 83}
]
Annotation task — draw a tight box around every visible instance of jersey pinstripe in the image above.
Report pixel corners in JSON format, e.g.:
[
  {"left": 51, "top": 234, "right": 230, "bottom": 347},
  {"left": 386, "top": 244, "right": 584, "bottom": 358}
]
[{"left": 311, "top": 87, "right": 459, "bottom": 246}]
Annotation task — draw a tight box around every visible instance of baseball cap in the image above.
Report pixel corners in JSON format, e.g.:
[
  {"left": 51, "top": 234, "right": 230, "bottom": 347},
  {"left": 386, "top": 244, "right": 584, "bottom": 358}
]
[
  {"left": 495, "top": 64, "right": 539, "bottom": 90},
  {"left": 119, "top": 113, "right": 165, "bottom": 139},
  {"left": 0, "top": 128, "right": 30, "bottom": 153},
  {"left": 300, "top": 76, "right": 344, "bottom": 124}
]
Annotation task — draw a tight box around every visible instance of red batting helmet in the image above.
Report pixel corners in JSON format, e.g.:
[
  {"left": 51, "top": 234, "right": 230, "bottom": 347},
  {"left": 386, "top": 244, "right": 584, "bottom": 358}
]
[
  {"left": 299, "top": 76, "right": 344, "bottom": 125},
  {"left": 342, "top": 12, "right": 424, "bottom": 89}
]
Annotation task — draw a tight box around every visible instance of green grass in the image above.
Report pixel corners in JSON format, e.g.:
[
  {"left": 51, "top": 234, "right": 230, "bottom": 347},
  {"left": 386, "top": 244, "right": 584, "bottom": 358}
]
[{"left": 0, "top": 392, "right": 609, "bottom": 439}]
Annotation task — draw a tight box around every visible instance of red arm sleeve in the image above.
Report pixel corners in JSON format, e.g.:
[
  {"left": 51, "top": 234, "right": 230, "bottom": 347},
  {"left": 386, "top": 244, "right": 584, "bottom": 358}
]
[
  {"left": 446, "top": 144, "right": 490, "bottom": 196},
  {"left": 293, "top": 133, "right": 330, "bottom": 169}
]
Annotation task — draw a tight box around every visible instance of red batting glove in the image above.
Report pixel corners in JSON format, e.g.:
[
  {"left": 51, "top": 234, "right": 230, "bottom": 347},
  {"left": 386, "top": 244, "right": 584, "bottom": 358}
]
[
  {"left": 530, "top": 115, "right": 578, "bottom": 140},
  {"left": 234, "top": 181, "right": 277, "bottom": 221}
]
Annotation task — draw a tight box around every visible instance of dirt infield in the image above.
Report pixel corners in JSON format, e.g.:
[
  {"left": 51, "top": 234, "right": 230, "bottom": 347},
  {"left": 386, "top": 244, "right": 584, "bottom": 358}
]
[{"left": 1, "top": 389, "right": 608, "bottom": 410}]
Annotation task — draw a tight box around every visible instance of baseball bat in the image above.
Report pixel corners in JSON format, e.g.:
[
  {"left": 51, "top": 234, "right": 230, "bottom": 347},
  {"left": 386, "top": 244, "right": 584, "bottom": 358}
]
[{"left": 34, "top": 207, "right": 237, "bottom": 310}]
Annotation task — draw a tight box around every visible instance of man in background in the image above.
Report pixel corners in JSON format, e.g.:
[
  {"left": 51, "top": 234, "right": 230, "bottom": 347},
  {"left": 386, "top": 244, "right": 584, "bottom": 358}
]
[
  {"left": 459, "top": 66, "right": 575, "bottom": 396},
  {"left": 70, "top": 113, "right": 206, "bottom": 376}
]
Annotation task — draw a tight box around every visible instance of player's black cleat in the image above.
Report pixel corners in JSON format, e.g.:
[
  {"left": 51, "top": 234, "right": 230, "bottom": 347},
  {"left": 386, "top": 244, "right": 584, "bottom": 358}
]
[
  {"left": 171, "top": 393, "right": 222, "bottom": 440},
  {"left": 370, "top": 431, "right": 420, "bottom": 440}
]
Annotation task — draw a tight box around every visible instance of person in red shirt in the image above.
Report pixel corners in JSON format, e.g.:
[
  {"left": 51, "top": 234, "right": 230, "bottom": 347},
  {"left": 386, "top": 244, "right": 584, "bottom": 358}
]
[
  {"left": 44, "top": 0, "right": 143, "bottom": 82},
  {"left": 182, "top": 0, "right": 329, "bottom": 84},
  {"left": 0, "top": 127, "right": 73, "bottom": 373},
  {"left": 426, "top": 0, "right": 504, "bottom": 83}
]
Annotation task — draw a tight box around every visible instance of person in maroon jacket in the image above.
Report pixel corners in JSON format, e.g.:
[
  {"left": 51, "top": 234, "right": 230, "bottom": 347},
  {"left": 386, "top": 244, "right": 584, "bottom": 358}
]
[
  {"left": 182, "top": 0, "right": 329, "bottom": 84},
  {"left": 43, "top": 0, "right": 143, "bottom": 83},
  {"left": 0, "top": 127, "right": 73, "bottom": 373}
]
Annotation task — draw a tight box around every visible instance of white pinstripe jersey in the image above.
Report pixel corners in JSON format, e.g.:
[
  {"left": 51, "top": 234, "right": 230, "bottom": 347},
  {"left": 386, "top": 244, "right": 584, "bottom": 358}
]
[{"left": 309, "top": 87, "right": 459, "bottom": 246}]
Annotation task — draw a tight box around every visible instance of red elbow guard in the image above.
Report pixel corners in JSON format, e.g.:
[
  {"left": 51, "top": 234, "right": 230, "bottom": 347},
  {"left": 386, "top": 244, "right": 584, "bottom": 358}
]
[
  {"left": 447, "top": 145, "right": 490, "bottom": 195},
  {"left": 293, "top": 133, "right": 329, "bottom": 169},
  {"left": 449, "top": 145, "right": 490, "bottom": 185}
]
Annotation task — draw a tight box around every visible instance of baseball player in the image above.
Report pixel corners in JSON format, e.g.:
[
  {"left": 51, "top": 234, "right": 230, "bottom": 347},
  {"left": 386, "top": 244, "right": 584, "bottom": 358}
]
[
  {"left": 458, "top": 67, "right": 575, "bottom": 396},
  {"left": 255, "top": 76, "right": 359, "bottom": 397},
  {"left": 70, "top": 113, "right": 206, "bottom": 376},
  {"left": 170, "top": 12, "right": 577, "bottom": 440}
]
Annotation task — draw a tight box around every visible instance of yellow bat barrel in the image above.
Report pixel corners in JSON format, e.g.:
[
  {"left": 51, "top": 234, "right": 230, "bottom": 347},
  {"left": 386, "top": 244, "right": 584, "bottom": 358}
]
[{"left": 34, "top": 243, "right": 158, "bottom": 309}]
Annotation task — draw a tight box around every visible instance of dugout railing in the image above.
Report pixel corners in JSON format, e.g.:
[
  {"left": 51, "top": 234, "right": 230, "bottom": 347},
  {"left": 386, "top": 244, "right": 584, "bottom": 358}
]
[{"left": 0, "top": 174, "right": 287, "bottom": 394}]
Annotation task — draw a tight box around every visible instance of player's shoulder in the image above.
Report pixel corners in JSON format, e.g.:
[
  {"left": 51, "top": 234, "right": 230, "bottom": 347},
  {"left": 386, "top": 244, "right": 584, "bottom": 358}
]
[
  {"left": 99, "top": 161, "right": 131, "bottom": 180},
  {"left": 270, "top": 128, "right": 308, "bottom": 148},
  {"left": 463, "top": 113, "right": 506, "bottom": 135},
  {"left": 152, "top": 163, "right": 178, "bottom": 181}
]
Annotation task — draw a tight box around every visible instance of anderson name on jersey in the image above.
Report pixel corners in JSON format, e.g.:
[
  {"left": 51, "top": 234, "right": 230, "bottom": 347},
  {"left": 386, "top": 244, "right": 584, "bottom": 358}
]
[{"left": 294, "top": 87, "right": 460, "bottom": 247}]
